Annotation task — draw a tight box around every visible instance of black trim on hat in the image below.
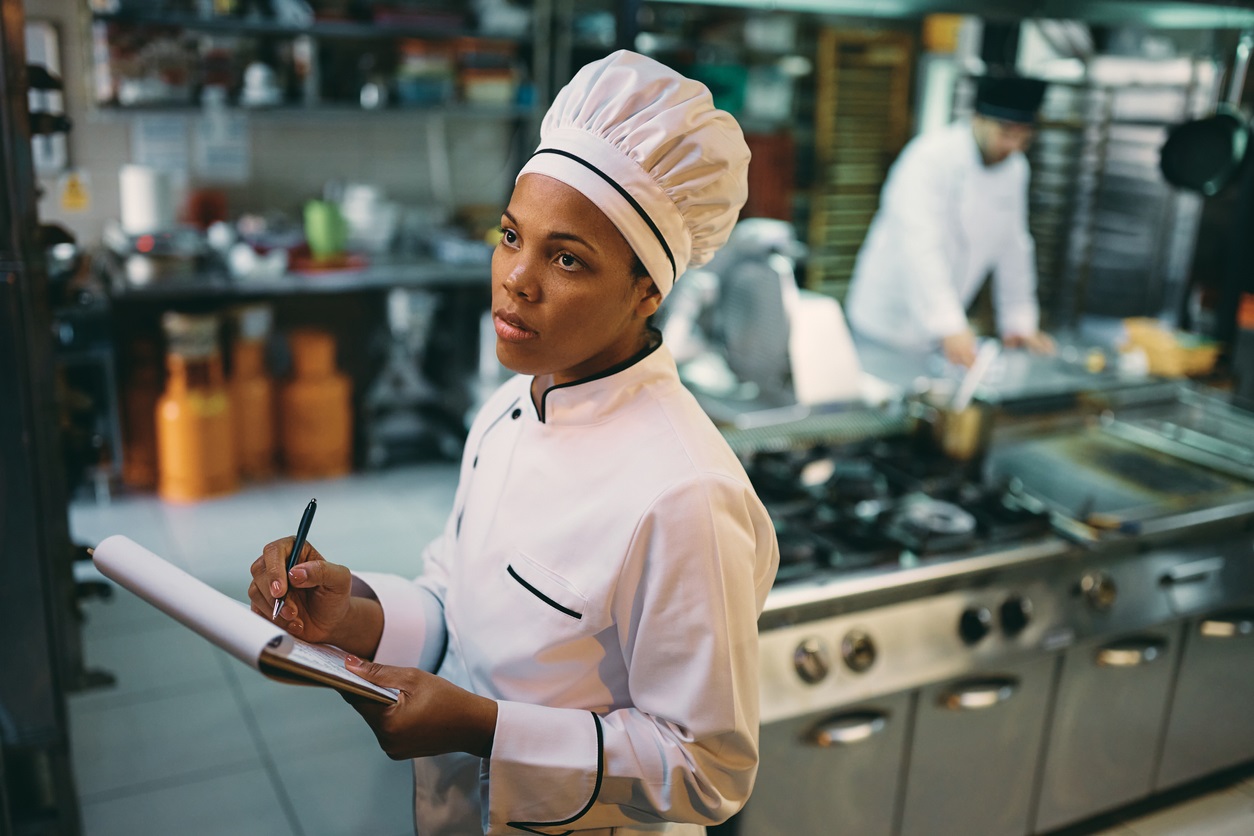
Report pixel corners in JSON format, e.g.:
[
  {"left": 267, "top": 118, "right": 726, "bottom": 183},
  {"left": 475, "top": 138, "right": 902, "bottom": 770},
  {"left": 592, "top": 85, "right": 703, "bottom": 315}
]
[
  {"left": 530, "top": 147, "right": 677, "bottom": 282},
  {"left": 973, "top": 102, "right": 1038, "bottom": 124}
]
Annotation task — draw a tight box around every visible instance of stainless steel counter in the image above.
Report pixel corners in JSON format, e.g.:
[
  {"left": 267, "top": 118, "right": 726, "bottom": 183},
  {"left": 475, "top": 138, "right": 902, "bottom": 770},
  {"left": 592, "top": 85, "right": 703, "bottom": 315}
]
[{"left": 852, "top": 333, "right": 1147, "bottom": 406}]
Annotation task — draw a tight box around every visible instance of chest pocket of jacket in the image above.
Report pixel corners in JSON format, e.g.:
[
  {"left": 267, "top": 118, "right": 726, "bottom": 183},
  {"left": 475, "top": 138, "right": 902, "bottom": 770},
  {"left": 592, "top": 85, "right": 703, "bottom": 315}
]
[{"left": 506, "top": 551, "right": 589, "bottom": 622}]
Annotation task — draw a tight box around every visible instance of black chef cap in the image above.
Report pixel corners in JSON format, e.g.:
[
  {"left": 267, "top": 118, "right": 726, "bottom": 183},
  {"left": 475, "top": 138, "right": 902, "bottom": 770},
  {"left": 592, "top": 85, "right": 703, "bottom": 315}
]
[{"left": 974, "top": 76, "right": 1047, "bottom": 124}]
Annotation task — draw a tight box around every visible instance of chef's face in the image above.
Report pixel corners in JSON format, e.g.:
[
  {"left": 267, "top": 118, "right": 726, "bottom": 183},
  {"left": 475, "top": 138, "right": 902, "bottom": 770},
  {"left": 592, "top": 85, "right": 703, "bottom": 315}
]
[
  {"left": 972, "top": 115, "right": 1036, "bottom": 166},
  {"left": 492, "top": 173, "right": 661, "bottom": 386}
]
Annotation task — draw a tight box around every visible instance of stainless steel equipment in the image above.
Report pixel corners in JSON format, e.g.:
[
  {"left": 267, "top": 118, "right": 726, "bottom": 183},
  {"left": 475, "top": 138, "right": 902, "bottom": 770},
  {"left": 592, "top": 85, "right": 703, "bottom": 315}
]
[
  {"left": 1008, "top": 57, "right": 1220, "bottom": 325},
  {"left": 725, "top": 389, "right": 1254, "bottom": 835},
  {"left": 362, "top": 288, "right": 465, "bottom": 466},
  {"left": 1100, "top": 386, "right": 1254, "bottom": 482}
]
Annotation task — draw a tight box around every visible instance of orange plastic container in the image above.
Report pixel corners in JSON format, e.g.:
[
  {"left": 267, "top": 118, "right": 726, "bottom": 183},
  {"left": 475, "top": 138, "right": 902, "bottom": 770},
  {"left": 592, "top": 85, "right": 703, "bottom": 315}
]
[
  {"left": 230, "top": 340, "right": 276, "bottom": 479},
  {"left": 280, "top": 329, "right": 352, "bottom": 479},
  {"left": 156, "top": 314, "right": 237, "bottom": 502},
  {"left": 229, "top": 305, "right": 276, "bottom": 480}
]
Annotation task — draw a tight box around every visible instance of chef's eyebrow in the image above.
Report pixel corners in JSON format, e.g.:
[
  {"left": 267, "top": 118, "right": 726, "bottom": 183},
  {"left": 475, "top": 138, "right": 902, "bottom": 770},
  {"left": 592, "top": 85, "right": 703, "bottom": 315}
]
[{"left": 503, "top": 210, "right": 599, "bottom": 253}]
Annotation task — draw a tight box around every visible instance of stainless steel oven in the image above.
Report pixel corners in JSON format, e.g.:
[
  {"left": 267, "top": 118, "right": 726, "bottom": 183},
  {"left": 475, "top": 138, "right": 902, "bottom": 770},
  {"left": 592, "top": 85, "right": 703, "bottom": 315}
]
[
  {"left": 721, "top": 393, "right": 1254, "bottom": 836},
  {"left": 742, "top": 691, "right": 912, "bottom": 836},
  {"left": 1033, "top": 629, "right": 1179, "bottom": 832}
]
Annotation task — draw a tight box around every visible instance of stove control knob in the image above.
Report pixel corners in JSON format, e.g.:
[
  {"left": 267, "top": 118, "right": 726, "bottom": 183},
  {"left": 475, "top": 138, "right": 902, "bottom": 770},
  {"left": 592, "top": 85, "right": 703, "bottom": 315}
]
[
  {"left": 1000, "top": 595, "right": 1033, "bottom": 636},
  {"left": 794, "top": 638, "right": 832, "bottom": 684},
  {"left": 841, "top": 630, "right": 877, "bottom": 673},
  {"left": 1079, "top": 571, "right": 1117, "bottom": 612},
  {"left": 959, "top": 607, "right": 993, "bottom": 645}
]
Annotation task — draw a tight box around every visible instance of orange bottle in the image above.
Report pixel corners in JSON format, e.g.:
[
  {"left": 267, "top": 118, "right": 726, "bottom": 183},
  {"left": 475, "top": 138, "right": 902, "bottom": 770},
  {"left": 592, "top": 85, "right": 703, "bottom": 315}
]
[
  {"left": 280, "top": 329, "right": 352, "bottom": 478},
  {"left": 229, "top": 305, "right": 276, "bottom": 480},
  {"left": 155, "top": 313, "right": 237, "bottom": 502}
]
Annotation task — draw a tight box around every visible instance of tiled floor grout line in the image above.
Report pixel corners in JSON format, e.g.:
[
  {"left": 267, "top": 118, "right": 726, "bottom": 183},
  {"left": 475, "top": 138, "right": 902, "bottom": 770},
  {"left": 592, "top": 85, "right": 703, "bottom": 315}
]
[
  {"left": 217, "top": 652, "right": 308, "bottom": 836},
  {"left": 69, "top": 676, "right": 231, "bottom": 714},
  {"left": 76, "top": 756, "right": 266, "bottom": 806}
]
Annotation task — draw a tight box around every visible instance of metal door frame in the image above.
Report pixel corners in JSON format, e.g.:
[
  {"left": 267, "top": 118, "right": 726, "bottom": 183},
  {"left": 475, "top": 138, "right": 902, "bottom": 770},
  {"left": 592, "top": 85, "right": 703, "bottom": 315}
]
[{"left": 0, "top": 0, "right": 82, "bottom": 831}]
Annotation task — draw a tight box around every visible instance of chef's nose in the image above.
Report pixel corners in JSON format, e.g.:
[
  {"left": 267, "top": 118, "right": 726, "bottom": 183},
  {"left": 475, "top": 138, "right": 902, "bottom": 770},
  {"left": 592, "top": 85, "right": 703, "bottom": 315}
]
[{"left": 502, "top": 257, "right": 538, "bottom": 301}]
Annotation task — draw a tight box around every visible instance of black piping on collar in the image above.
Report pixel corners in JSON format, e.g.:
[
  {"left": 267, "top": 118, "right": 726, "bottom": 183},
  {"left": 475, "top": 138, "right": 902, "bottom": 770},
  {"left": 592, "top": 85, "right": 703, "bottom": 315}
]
[
  {"left": 531, "top": 148, "right": 677, "bottom": 282},
  {"left": 536, "top": 331, "right": 663, "bottom": 424}
]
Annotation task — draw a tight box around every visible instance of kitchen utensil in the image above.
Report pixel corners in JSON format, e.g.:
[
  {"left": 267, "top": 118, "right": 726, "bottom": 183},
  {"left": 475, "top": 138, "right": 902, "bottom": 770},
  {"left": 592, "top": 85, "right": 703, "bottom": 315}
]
[
  {"left": 1160, "top": 32, "right": 1253, "bottom": 196},
  {"left": 910, "top": 379, "right": 995, "bottom": 465},
  {"left": 950, "top": 340, "right": 1001, "bottom": 412}
]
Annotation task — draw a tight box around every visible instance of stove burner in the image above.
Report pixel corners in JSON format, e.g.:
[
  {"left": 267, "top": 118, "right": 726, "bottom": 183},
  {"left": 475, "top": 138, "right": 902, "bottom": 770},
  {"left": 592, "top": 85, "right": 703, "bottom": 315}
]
[
  {"left": 896, "top": 496, "right": 978, "bottom": 537},
  {"left": 749, "top": 443, "right": 1055, "bottom": 585},
  {"left": 824, "top": 458, "right": 891, "bottom": 506}
]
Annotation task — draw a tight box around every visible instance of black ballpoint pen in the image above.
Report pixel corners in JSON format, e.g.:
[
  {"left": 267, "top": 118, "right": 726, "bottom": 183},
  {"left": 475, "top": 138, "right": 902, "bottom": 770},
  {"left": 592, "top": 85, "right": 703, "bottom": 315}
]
[{"left": 273, "top": 498, "right": 317, "bottom": 620}]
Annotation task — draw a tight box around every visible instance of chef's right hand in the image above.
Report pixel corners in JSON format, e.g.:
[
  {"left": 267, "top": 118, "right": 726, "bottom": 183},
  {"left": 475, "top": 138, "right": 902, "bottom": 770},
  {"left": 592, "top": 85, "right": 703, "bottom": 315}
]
[
  {"left": 248, "top": 537, "right": 352, "bottom": 645},
  {"left": 941, "top": 329, "right": 978, "bottom": 367}
]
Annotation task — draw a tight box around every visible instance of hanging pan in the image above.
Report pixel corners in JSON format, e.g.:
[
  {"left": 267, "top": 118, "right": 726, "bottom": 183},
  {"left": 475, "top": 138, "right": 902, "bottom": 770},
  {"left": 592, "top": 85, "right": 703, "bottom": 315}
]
[{"left": 1161, "top": 32, "right": 1253, "bottom": 197}]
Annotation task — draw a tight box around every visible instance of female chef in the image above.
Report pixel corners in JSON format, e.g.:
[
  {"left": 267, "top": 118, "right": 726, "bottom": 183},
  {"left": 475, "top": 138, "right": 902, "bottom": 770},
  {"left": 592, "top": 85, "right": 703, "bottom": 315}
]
[{"left": 247, "top": 50, "right": 780, "bottom": 836}]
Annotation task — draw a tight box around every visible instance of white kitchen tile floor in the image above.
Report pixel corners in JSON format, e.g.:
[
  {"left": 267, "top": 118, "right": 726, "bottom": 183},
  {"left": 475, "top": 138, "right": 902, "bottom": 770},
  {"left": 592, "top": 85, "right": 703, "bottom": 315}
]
[{"left": 66, "top": 463, "right": 1254, "bottom": 835}]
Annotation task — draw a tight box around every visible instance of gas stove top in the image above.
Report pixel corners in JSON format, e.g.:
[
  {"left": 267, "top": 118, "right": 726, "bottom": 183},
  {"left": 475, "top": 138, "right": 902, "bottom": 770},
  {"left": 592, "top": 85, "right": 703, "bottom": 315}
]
[{"left": 748, "top": 441, "right": 1055, "bottom": 584}]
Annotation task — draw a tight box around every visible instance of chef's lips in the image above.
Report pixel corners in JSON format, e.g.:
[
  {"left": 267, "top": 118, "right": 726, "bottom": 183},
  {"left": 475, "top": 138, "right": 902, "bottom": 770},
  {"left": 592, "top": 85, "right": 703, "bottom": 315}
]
[{"left": 494, "top": 309, "right": 537, "bottom": 341}]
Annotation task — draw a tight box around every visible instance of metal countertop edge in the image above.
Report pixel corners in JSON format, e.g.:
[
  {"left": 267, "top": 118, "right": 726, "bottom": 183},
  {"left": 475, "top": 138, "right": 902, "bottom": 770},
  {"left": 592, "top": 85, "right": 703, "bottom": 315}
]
[
  {"left": 759, "top": 498, "right": 1254, "bottom": 627},
  {"left": 762, "top": 538, "right": 1073, "bottom": 618}
]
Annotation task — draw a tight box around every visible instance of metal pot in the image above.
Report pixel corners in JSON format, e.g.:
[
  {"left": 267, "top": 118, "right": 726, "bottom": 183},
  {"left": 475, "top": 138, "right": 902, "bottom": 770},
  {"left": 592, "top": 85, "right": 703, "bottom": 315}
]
[{"left": 909, "top": 386, "right": 995, "bottom": 464}]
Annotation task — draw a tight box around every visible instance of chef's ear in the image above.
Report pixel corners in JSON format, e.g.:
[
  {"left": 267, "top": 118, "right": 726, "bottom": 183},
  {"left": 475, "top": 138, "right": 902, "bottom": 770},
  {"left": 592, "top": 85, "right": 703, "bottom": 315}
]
[{"left": 635, "top": 278, "right": 662, "bottom": 319}]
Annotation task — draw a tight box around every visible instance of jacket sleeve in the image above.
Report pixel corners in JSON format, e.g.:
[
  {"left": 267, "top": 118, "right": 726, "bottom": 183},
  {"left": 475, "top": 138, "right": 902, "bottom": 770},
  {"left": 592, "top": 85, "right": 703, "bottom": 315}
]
[
  {"left": 994, "top": 158, "right": 1041, "bottom": 338},
  {"left": 882, "top": 144, "right": 971, "bottom": 342},
  {"left": 482, "top": 475, "right": 777, "bottom": 834},
  {"left": 354, "top": 527, "right": 449, "bottom": 673}
]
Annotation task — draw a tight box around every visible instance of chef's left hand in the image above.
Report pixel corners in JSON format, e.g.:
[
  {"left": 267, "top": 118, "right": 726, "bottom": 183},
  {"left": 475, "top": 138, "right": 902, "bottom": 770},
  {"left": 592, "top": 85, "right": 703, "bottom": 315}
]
[
  {"left": 342, "top": 656, "right": 498, "bottom": 760},
  {"left": 1004, "top": 331, "right": 1056, "bottom": 355}
]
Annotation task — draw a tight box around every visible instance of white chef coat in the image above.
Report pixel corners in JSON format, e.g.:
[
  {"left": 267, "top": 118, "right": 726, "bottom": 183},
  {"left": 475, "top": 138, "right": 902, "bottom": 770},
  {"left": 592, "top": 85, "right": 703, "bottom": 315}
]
[
  {"left": 844, "top": 120, "right": 1041, "bottom": 350},
  {"left": 357, "top": 339, "right": 780, "bottom": 836}
]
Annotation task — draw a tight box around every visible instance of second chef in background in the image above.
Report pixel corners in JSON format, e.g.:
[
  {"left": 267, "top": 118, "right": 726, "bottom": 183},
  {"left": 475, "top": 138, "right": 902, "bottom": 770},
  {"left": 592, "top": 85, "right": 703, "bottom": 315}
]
[{"left": 845, "top": 75, "right": 1056, "bottom": 366}]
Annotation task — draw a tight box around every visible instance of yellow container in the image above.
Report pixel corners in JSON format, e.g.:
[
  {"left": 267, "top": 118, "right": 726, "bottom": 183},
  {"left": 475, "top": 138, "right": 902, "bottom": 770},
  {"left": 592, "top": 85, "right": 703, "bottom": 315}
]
[
  {"left": 230, "top": 339, "right": 276, "bottom": 479},
  {"left": 280, "top": 329, "right": 353, "bottom": 479},
  {"left": 156, "top": 356, "right": 237, "bottom": 502},
  {"left": 156, "top": 314, "right": 237, "bottom": 502}
]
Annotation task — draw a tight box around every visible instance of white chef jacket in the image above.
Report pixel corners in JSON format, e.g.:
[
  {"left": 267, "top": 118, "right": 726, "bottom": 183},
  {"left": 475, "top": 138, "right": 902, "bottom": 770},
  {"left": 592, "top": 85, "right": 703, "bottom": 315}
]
[
  {"left": 357, "top": 339, "right": 780, "bottom": 836},
  {"left": 844, "top": 120, "right": 1041, "bottom": 350}
]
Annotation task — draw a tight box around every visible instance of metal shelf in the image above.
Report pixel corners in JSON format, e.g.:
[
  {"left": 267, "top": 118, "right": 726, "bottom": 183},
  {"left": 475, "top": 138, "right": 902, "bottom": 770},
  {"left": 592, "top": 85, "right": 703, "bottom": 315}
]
[
  {"left": 646, "top": 0, "right": 1254, "bottom": 29},
  {"left": 103, "top": 257, "right": 491, "bottom": 302},
  {"left": 91, "top": 11, "right": 522, "bottom": 43},
  {"left": 88, "top": 103, "right": 535, "bottom": 121}
]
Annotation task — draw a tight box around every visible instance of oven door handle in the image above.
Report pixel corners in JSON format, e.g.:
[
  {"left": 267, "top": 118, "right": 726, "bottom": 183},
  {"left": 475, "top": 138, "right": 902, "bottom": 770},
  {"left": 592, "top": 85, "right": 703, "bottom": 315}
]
[
  {"left": 1096, "top": 637, "right": 1168, "bottom": 667},
  {"left": 1160, "top": 557, "right": 1226, "bottom": 586},
  {"left": 807, "top": 711, "right": 889, "bottom": 747},
  {"left": 938, "top": 677, "right": 1018, "bottom": 711},
  {"left": 1199, "top": 612, "right": 1254, "bottom": 639}
]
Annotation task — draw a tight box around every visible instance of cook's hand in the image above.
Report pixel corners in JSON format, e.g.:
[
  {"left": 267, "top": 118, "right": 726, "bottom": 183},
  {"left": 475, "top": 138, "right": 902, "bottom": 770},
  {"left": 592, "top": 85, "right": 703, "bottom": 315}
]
[
  {"left": 941, "top": 329, "right": 978, "bottom": 367},
  {"left": 248, "top": 537, "right": 352, "bottom": 645},
  {"left": 1004, "top": 331, "right": 1056, "bottom": 355},
  {"left": 342, "top": 657, "right": 499, "bottom": 759}
]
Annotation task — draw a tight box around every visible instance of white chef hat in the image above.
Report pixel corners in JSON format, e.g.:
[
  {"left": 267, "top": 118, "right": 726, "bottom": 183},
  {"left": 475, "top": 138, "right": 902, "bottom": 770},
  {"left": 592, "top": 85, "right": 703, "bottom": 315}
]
[{"left": 516, "top": 49, "right": 750, "bottom": 298}]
